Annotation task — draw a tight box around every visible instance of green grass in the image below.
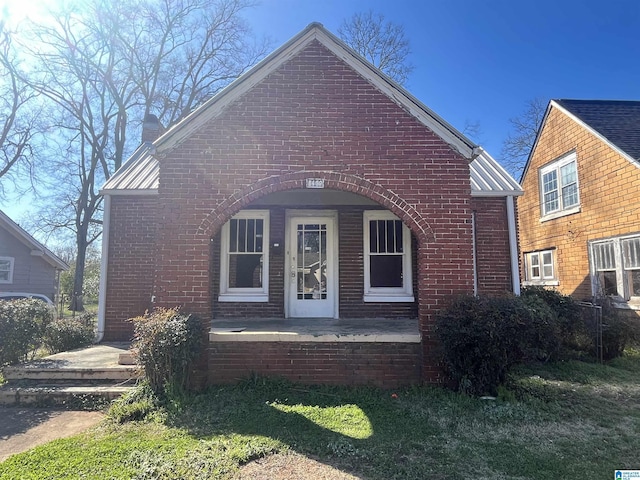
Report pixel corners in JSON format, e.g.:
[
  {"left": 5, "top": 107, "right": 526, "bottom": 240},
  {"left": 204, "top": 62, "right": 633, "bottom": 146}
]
[{"left": 2, "top": 351, "right": 640, "bottom": 479}]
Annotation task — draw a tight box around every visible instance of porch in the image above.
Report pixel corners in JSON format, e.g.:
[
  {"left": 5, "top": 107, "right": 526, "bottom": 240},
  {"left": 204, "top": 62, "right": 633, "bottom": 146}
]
[{"left": 207, "top": 318, "right": 422, "bottom": 388}]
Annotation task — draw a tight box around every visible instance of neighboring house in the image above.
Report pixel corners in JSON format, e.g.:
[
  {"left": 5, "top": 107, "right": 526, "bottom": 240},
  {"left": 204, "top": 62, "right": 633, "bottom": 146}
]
[
  {"left": 518, "top": 99, "right": 640, "bottom": 314},
  {"left": 99, "top": 23, "right": 522, "bottom": 387},
  {"left": 0, "top": 209, "right": 69, "bottom": 302}
]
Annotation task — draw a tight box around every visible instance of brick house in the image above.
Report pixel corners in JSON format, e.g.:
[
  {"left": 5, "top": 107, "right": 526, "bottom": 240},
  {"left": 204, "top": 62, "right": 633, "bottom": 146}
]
[
  {"left": 518, "top": 99, "right": 640, "bottom": 313},
  {"left": 98, "top": 24, "right": 522, "bottom": 387}
]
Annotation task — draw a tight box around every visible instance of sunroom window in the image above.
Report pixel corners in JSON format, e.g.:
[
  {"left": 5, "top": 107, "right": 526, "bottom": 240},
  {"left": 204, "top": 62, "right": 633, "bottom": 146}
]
[
  {"left": 589, "top": 234, "right": 640, "bottom": 302},
  {"left": 219, "top": 210, "right": 269, "bottom": 302},
  {"left": 363, "top": 211, "right": 413, "bottom": 302}
]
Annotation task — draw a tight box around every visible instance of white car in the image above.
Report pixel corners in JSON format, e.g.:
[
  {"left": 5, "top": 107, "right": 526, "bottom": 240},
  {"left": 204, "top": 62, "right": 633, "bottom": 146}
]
[{"left": 0, "top": 292, "right": 55, "bottom": 306}]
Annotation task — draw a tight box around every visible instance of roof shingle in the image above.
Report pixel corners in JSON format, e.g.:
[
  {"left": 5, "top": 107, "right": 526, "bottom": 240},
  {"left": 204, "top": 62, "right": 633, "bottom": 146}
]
[{"left": 555, "top": 99, "right": 640, "bottom": 161}]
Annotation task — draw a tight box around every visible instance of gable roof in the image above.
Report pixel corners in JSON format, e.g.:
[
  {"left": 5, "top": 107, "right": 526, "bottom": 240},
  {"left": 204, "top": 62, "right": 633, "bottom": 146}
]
[
  {"left": 141, "top": 23, "right": 478, "bottom": 158},
  {"left": 0, "top": 210, "right": 69, "bottom": 270},
  {"left": 554, "top": 99, "right": 640, "bottom": 162},
  {"left": 102, "top": 23, "right": 521, "bottom": 197}
]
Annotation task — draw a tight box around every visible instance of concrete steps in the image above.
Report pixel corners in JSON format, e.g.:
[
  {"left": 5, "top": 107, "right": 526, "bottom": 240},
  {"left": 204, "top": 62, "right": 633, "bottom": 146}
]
[{"left": 0, "top": 344, "right": 142, "bottom": 406}]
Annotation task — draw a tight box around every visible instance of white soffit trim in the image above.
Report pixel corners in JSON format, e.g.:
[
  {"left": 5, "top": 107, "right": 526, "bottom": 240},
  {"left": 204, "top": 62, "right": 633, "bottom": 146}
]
[
  {"left": 101, "top": 143, "right": 159, "bottom": 194},
  {"left": 470, "top": 148, "right": 523, "bottom": 197},
  {"left": 552, "top": 100, "right": 640, "bottom": 168},
  {"left": 153, "top": 23, "right": 476, "bottom": 160}
]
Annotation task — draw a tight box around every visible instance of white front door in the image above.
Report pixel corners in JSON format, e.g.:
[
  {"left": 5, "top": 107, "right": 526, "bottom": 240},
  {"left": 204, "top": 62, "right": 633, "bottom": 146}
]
[{"left": 286, "top": 212, "right": 337, "bottom": 318}]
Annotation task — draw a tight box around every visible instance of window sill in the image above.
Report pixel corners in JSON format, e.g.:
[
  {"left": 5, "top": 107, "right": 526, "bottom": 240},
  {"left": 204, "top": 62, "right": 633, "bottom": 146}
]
[
  {"left": 540, "top": 206, "right": 581, "bottom": 223},
  {"left": 363, "top": 295, "right": 415, "bottom": 303},
  {"left": 522, "top": 280, "right": 559, "bottom": 287},
  {"left": 612, "top": 301, "right": 640, "bottom": 311},
  {"left": 218, "top": 294, "right": 268, "bottom": 303}
]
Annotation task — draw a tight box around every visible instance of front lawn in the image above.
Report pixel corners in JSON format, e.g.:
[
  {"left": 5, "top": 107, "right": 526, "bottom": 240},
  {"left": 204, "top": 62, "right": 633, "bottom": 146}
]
[{"left": 1, "top": 351, "right": 639, "bottom": 479}]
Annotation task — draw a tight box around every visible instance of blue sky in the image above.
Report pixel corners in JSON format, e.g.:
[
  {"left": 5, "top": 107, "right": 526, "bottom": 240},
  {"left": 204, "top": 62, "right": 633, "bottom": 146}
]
[
  {"left": 244, "top": 0, "right": 639, "bottom": 155},
  {"left": 1, "top": 0, "right": 639, "bottom": 226}
]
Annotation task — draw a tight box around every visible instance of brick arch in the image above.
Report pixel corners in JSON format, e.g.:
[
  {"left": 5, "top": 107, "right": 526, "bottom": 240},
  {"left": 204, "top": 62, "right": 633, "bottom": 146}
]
[{"left": 197, "top": 170, "right": 436, "bottom": 243}]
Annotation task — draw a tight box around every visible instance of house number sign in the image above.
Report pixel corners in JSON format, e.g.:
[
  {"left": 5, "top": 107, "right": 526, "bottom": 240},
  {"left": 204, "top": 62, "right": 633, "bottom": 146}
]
[{"left": 305, "top": 178, "right": 325, "bottom": 189}]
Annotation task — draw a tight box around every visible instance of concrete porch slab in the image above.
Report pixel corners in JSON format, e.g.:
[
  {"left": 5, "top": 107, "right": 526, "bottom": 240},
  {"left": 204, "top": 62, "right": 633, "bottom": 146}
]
[{"left": 210, "top": 318, "right": 421, "bottom": 343}]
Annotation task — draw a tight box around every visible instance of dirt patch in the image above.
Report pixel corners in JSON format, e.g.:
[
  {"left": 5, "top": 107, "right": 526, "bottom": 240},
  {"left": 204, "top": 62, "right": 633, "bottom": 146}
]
[
  {"left": 0, "top": 407, "right": 104, "bottom": 462},
  {"left": 233, "top": 452, "right": 365, "bottom": 480}
]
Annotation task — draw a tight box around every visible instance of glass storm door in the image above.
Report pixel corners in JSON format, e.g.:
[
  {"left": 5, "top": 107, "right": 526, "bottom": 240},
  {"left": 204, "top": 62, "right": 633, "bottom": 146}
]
[{"left": 287, "top": 215, "right": 336, "bottom": 318}]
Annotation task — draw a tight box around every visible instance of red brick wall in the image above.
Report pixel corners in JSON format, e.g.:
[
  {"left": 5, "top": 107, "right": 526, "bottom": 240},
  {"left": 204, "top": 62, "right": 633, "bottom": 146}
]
[
  {"left": 208, "top": 341, "right": 422, "bottom": 388},
  {"left": 210, "top": 206, "right": 418, "bottom": 319},
  {"left": 472, "top": 197, "right": 514, "bottom": 294},
  {"left": 103, "top": 195, "right": 157, "bottom": 341},
  {"left": 109, "top": 40, "right": 483, "bottom": 382}
]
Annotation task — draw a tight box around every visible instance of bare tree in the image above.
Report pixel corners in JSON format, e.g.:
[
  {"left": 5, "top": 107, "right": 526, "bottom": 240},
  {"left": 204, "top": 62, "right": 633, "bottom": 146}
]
[
  {"left": 338, "top": 10, "right": 413, "bottom": 85},
  {"left": 19, "top": 0, "right": 268, "bottom": 310},
  {"left": 0, "top": 20, "right": 41, "bottom": 197},
  {"left": 501, "top": 97, "right": 548, "bottom": 180}
]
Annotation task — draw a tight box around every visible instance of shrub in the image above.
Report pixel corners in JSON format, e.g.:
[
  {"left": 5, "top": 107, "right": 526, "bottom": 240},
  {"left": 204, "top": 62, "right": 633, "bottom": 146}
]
[
  {"left": 596, "top": 297, "right": 640, "bottom": 360},
  {"left": 0, "top": 298, "right": 53, "bottom": 366},
  {"left": 521, "top": 286, "right": 589, "bottom": 354},
  {"left": 130, "top": 307, "right": 203, "bottom": 394},
  {"left": 436, "top": 294, "right": 558, "bottom": 396},
  {"left": 43, "top": 316, "right": 96, "bottom": 354}
]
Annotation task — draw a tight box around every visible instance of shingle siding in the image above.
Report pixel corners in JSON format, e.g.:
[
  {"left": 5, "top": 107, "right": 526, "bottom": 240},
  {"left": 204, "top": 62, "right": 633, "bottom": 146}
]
[{"left": 518, "top": 105, "right": 640, "bottom": 300}]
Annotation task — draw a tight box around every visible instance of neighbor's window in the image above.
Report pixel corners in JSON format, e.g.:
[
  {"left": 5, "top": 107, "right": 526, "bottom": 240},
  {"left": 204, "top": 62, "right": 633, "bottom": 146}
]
[
  {"left": 523, "top": 250, "right": 557, "bottom": 285},
  {"left": 0, "top": 257, "right": 14, "bottom": 283},
  {"left": 591, "top": 234, "right": 640, "bottom": 301},
  {"left": 219, "top": 210, "right": 269, "bottom": 302},
  {"left": 363, "top": 211, "right": 413, "bottom": 302},
  {"left": 539, "top": 151, "right": 579, "bottom": 218}
]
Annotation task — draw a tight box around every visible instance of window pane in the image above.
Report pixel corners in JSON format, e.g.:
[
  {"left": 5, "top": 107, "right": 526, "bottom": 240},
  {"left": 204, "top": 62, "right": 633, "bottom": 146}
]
[
  {"left": 255, "top": 220, "right": 264, "bottom": 252},
  {"left": 600, "top": 271, "right": 618, "bottom": 296},
  {"left": 528, "top": 253, "right": 540, "bottom": 279},
  {"left": 370, "top": 255, "right": 403, "bottom": 287},
  {"left": 543, "top": 171, "right": 557, "bottom": 194},
  {"left": 628, "top": 270, "right": 640, "bottom": 297},
  {"left": 395, "top": 221, "right": 404, "bottom": 253},
  {"left": 562, "top": 183, "right": 578, "bottom": 208},
  {"left": 560, "top": 161, "right": 576, "bottom": 185},
  {"left": 377, "top": 221, "right": 387, "bottom": 253},
  {"left": 623, "top": 237, "right": 640, "bottom": 269},
  {"left": 0, "top": 271, "right": 8, "bottom": 281},
  {"left": 541, "top": 252, "right": 552, "bottom": 278},
  {"left": 369, "top": 220, "right": 378, "bottom": 253},
  {"left": 228, "top": 254, "right": 262, "bottom": 288},
  {"left": 229, "top": 219, "right": 238, "bottom": 252},
  {"left": 544, "top": 190, "right": 558, "bottom": 213},
  {"left": 594, "top": 242, "right": 616, "bottom": 270}
]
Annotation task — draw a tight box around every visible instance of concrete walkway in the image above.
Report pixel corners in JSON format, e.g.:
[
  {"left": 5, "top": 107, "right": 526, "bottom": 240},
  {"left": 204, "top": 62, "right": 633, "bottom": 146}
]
[
  {"left": 0, "top": 407, "right": 104, "bottom": 462},
  {"left": 0, "top": 343, "right": 133, "bottom": 462}
]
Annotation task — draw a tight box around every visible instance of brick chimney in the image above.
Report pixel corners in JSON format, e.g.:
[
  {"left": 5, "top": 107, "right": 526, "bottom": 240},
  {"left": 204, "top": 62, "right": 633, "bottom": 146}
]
[{"left": 141, "top": 114, "right": 164, "bottom": 143}]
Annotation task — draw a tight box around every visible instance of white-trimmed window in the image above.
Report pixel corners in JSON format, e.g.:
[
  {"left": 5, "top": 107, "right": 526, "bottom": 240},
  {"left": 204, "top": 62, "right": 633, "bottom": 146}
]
[
  {"left": 590, "top": 234, "right": 640, "bottom": 302},
  {"left": 539, "top": 152, "right": 580, "bottom": 219},
  {"left": 219, "top": 210, "right": 269, "bottom": 302},
  {"left": 363, "top": 211, "right": 413, "bottom": 302},
  {"left": 523, "top": 249, "right": 557, "bottom": 285},
  {"left": 0, "top": 257, "right": 14, "bottom": 283}
]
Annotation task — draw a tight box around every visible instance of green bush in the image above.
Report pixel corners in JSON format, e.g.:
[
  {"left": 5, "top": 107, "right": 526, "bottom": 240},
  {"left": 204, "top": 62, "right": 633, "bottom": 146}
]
[
  {"left": 0, "top": 299, "right": 54, "bottom": 365},
  {"left": 521, "top": 286, "right": 590, "bottom": 354},
  {"left": 43, "top": 316, "right": 96, "bottom": 354},
  {"left": 131, "top": 307, "right": 203, "bottom": 394},
  {"left": 436, "top": 294, "right": 558, "bottom": 396}
]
